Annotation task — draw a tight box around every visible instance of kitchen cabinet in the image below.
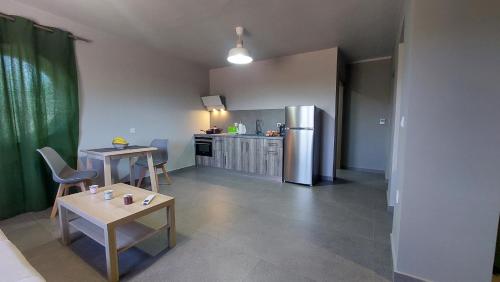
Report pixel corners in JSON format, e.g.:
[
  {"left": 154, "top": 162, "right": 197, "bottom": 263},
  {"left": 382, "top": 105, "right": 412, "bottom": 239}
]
[
  {"left": 212, "top": 137, "right": 225, "bottom": 168},
  {"left": 194, "top": 134, "right": 283, "bottom": 180},
  {"left": 223, "top": 137, "right": 236, "bottom": 170},
  {"left": 238, "top": 138, "right": 257, "bottom": 174},
  {"left": 264, "top": 139, "right": 283, "bottom": 177},
  {"left": 195, "top": 155, "right": 212, "bottom": 167},
  {"left": 255, "top": 139, "right": 266, "bottom": 175}
]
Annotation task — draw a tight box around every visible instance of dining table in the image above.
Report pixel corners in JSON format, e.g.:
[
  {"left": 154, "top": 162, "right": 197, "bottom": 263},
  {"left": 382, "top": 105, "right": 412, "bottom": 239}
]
[{"left": 81, "top": 146, "right": 159, "bottom": 192}]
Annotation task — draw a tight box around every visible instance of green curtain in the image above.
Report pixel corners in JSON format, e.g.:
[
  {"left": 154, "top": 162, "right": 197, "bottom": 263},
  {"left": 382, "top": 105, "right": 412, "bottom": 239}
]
[{"left": 0, "top": 16, "right": 79, "bottom": 219}]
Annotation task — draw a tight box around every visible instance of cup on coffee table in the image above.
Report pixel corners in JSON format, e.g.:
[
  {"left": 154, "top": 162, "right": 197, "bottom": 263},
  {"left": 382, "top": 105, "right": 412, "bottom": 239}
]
[
  {"left": 104, "top": 190, "right": 113, "bottom": 200},
  {"left": 89, "top": 185, "right": 98, "bottom": 194},
  {"left": 123, "top": 194, "right": 133, "bottom": 205}
]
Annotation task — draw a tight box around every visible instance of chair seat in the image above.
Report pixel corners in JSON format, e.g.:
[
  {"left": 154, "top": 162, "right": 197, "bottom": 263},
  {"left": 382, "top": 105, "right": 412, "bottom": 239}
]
[{"left": 56, "top": 167, "right": 98, "bottom": 184}]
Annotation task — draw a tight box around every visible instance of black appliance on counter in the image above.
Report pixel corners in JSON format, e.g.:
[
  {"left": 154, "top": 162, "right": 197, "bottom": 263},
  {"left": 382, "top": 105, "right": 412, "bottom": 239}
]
[
  {"left": 195, "top": 136, "right": 213, "bottom": 157},
  {"left": 200, "top": 126, "right": 223, "bottom": 134}
]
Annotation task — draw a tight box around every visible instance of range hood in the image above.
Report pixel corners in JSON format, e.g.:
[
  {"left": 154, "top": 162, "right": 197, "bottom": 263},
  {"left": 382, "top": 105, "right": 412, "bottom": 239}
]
[{"left": 201, "top": 95, "right": 226, "bottom": 111}]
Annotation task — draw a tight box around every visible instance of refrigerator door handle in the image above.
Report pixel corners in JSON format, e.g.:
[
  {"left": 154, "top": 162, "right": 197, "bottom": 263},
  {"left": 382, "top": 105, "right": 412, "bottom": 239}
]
[{"left": 287, "top": 127, "right": 314, "bottom": 130}]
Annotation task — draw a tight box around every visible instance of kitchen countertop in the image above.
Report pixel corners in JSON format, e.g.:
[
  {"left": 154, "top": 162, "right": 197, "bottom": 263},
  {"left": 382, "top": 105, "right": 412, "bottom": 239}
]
[{"left": 194, "top": 133, "right": 283, "bottom": 140}]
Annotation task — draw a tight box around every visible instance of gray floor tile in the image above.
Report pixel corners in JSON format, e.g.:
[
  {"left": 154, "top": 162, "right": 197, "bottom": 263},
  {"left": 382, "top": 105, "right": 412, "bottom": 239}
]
[
  {"left": 243, "top": 259, "right": 315, "bottom": 282},
  {"left": 0, "top": 167, "right": 393, "bottom": 282}
]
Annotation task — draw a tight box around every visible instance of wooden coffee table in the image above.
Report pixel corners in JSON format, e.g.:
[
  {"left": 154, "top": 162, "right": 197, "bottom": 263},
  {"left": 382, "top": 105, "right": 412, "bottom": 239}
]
[{"left": 57, "top": 183, "right": 175, "bottom": 282}]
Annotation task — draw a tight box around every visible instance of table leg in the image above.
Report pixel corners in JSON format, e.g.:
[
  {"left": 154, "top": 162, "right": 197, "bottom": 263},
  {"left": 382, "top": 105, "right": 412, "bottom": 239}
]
[
  {"left": 58, "top": 204, "right": 70, "bottom": 245},
  {"left": 129, "top": 157, "right": 135, "bottom": 186},
  {"left": 146, "top": 152, "right": 158, "bottom": 192},
  {"left": 104, "top": 156, "right": 112, "bottom": 186},
  {"left": 104, "top": 225, "right": 118, "bottom": 282},
  {"left": 167, "top": 202, "right": 176, "bottom": 248}
]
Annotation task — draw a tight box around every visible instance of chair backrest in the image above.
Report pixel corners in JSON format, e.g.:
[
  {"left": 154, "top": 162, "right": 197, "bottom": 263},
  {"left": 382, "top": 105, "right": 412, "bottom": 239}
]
[
  {"left": 37, "top": 147, "right": 69, "bottom": 178},
  {"left": 150, "top": 139, "right": 168, "bottom": 164}
]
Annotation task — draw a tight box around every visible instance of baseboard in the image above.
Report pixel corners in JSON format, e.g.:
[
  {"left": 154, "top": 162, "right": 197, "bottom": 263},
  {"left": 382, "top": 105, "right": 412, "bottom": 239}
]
[
  {"left": 390, "top": 232, "right": 397, "bottom": 272},
  {"left": 393, "top": 271, "right": 428, "bottom": 282},
  {"left": 169, "top": 165, "right": 195, "bottom": 173}
]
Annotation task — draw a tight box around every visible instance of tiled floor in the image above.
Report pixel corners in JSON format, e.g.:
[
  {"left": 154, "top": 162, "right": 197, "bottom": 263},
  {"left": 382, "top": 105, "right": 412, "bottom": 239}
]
[{"left": 0, "top": 167, "right": 393, "bottom": 282}]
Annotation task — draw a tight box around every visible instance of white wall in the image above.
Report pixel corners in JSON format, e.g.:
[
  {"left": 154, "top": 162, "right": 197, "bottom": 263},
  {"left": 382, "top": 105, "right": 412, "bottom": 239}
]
[
  {"left": 210, "top": 48, "right": 338, "bottom": 178},
  {"left": 392, "top": 1, "right": 500, "bottom": 281},
  {"left": 1, "top": 0, "right": 210, "bottom": 181}
]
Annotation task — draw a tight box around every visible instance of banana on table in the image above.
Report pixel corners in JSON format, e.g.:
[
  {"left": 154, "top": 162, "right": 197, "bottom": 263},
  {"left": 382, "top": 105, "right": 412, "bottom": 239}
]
[{"left": 112, "top": 136, "right": 128, "bottom": 145}]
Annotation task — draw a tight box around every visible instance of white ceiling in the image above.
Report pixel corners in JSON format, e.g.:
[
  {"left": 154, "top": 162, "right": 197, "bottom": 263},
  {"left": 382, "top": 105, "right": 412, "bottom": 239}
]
[{"left": 17, "top": 0, "right": 403, "bottom": 68}]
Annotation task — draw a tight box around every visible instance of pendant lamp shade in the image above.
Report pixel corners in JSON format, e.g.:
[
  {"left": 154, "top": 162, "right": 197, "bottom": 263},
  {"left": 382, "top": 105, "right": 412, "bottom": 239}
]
[{"left": 227, "top": 26, "right": 253, "bottom": 64}]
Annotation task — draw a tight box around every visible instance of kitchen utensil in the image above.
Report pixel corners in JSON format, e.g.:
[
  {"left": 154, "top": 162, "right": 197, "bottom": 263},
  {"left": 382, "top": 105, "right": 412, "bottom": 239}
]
[{"left": 200, "top": 126, "right": 223, "bottom": 134}]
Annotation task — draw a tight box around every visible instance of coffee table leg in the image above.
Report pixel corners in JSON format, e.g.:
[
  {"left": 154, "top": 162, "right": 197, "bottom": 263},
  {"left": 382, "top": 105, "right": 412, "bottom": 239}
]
[
  {"left": 167, "top": 202, "right": 176, "bottom": 248},
  {"left": 104, "top": 225, "right": 118, "bottom": 282},
  {"left": 146, "top": 152, "right": 158, "bottom": 192},
  {"left": 58, "top": 204, "right": 70, "bottom": 245}
]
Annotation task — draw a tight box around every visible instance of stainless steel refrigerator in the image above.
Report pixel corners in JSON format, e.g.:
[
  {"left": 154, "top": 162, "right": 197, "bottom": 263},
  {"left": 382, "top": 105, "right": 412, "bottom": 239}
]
[{"left": 283, "top": 105, "right": 320, "bottom": 186}]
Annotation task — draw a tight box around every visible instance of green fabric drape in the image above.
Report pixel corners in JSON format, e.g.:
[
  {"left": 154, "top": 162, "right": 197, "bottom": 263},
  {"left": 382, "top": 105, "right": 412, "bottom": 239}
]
[{"left": 0, "top": 17, "right": 79, "bottom": 219}]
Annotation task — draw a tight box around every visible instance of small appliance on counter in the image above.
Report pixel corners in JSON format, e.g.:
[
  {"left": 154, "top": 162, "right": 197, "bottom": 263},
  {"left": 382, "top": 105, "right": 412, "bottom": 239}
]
[
  {"left": 278, "top": 123, "right": 286, "bottom": 136},
  {"left": 227, "top": 125, "right": 238, "bottom": 134},
  {"left": 230, "top": 122, "right": 246, "bottom": 134},
  {"left": 200, "top": 126, "right": 223, "bottom": 134},
  {"left": 237, "top": 122, "right": 247, "bottom": 134}
]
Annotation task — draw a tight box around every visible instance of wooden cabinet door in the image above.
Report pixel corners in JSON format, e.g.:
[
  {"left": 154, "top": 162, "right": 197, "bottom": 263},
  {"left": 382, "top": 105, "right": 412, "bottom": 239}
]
[
  {"left": 240, "top": 138, "right": 257, "bottom": 174},
  {"left": 265, "top": 139, "right": 283, "bottom": 177},
  {"left": 255, "top": 139, "right": 266, "bottom": 175},
  {"left": 235, "top": 138, "right": 245, "bottom": 172},
  {"left": 224, "top": 137, "right": 236, "bottom": 170},
  {"left": 212, "top": 137, "right": 224, "bottom": 168},
  {"left": 196, "top": 155, "right": 212, "bottom": 167},
  {"left": 266, "top": 150, "right": 283, "bottom": 177}
]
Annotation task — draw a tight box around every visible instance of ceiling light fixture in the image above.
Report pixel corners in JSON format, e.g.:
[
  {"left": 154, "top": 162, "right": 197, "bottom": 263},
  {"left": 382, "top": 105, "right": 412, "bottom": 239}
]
[{"left": 227, "top": 26, "right": 253, "bottom": 65}]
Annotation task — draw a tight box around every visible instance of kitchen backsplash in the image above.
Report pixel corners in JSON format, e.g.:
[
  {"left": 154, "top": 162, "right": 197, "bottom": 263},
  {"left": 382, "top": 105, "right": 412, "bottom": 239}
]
[{"left": 210, "top": 109, "right": 285, "bottom": 134}]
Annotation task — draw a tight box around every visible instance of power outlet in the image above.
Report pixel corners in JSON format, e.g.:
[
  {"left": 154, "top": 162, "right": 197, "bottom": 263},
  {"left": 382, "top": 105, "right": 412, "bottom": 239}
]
[
  {"left": 276, "top": 123, "right": 282, "bottom": 128},
  {"left": 130, "top": 128, "right": 136, "bottom": 134}
]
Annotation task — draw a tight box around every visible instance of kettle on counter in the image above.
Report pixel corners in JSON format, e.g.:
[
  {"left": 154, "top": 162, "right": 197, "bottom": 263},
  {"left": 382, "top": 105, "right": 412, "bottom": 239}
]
[{"left": 235, "top": 122, "right": 246, "bottom": 134}]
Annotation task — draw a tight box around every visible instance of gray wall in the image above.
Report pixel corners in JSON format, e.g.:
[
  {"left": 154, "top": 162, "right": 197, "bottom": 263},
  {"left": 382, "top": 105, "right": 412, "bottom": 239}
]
[
  {"left": 2, "top": 0, "right": 210, "bottom": 182},
  {"left": 392, "top": 1, "right": 500, "bottom": 281},
  {"left": 210, "top": 48, "right": 338, "bottom": 178},
  {"left": 342, "top": 59, "right": 393, "bottom": 173},
  {"left": 210, "top": 109, "right": 285, "bottom": 135}
]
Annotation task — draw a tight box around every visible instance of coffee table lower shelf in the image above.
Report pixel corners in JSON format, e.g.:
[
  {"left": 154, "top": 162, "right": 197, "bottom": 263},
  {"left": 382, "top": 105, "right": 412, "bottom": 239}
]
[{"left": 69, "top": 217, "right": 167, "bottom": 253}]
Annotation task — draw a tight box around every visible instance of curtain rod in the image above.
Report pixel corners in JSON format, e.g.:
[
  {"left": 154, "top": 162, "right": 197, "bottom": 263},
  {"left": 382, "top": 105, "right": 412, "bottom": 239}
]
[{"left": 0, "top": 12, "right": 91, "bottom": 43}]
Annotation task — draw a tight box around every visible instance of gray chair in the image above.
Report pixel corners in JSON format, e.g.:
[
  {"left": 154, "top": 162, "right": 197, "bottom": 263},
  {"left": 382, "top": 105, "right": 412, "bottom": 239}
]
[
  {"left": 37, "top": 147, "right": 98, "bottom": 218},
  {"left": 136, "top": 139, "right": 172, "bottom": 188}
]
